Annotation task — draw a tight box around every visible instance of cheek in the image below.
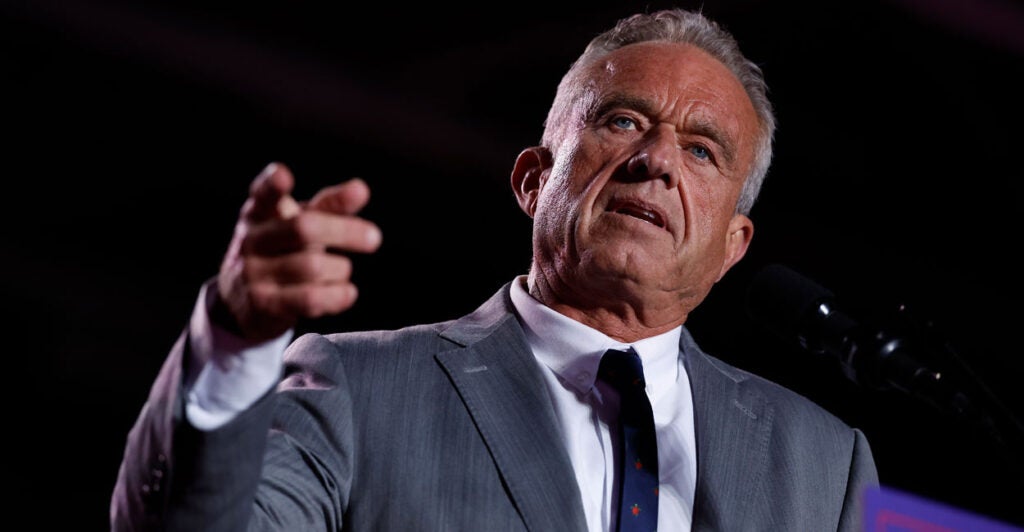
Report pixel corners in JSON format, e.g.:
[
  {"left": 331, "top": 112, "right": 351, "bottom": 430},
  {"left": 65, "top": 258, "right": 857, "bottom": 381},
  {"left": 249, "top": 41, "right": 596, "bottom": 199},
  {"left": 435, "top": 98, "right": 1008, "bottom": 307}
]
[
  {"left": 540, "top": 143, "right": 590, "bottom": 215},
  {"left": 681, "top": 172, "right": 715, "bottom": 220},
  {"left": 536, "top": 133, "right": 619, "bottom": 238},
  {"left": 549, "top": 136, "right": 584, "bottom": 183},
  {"left": 534, "top": 173, "right": 593, "bottom": 255},
  {"left": 533, "top": 172, "right": 573, "bottom": 240},
  {"left": 683, "top": 175, "right": 740, "bottom": 240}
]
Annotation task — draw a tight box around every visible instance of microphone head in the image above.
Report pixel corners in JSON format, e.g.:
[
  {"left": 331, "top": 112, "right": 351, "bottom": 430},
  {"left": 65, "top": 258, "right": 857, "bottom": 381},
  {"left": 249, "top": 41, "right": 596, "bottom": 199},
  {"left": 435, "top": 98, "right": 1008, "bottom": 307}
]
[{"left": 745, "top": 263, "right": 835, "bottom": 343}]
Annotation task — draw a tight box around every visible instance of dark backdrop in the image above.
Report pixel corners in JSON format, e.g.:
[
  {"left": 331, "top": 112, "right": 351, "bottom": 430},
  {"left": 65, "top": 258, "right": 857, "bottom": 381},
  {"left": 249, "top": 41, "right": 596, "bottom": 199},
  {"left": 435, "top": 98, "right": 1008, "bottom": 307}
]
[{"left": 4, "top": 0, "right": 1023, "bottom": 529}]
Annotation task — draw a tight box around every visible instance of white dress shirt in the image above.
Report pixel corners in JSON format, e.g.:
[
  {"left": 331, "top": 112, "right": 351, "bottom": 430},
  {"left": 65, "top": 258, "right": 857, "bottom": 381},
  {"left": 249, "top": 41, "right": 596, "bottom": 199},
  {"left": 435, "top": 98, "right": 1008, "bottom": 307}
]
[
  {"left": 185, "top": 277, "right": 696, "bottom": 531},
  {"left": 509, "top": 276, "right": 697, "bottom": 532},
  {"left": 184, "top": 282, "right": 290, "bottom": 430}
]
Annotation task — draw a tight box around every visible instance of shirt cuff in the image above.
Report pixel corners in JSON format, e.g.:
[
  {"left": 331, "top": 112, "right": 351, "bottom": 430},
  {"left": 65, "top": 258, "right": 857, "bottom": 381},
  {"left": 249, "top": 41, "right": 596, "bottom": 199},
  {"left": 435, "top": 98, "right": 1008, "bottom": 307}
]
[{"left": 185, "top": 281, "right": 293, "bottom": 430}]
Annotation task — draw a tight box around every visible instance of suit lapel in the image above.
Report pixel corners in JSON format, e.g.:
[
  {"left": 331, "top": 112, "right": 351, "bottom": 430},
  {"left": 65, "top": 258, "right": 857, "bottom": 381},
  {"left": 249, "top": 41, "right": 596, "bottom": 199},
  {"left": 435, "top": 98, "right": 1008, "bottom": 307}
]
[
  {"left": 683, "top": 333, "right": 774, "bottom": 531},
  {"left": 434, "top": 284, "right": 775, "bottom": 531},
  {"left": 436, "top": 284, "right": 588, "bottom": 532}
]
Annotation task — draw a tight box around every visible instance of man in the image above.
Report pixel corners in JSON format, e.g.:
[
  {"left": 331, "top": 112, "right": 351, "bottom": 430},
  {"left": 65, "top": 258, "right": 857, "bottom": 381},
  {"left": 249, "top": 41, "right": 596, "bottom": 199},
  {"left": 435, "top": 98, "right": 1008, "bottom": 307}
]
[{"left": 111, "top": 7, "right": 878, "bottom": 531}]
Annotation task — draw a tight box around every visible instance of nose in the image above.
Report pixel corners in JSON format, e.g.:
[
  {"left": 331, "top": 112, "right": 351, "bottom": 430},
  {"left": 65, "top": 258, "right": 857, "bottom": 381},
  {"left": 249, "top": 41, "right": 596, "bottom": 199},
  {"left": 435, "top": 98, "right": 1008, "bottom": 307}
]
[{"left": 626, "top": 126, "right": 680, "bottom": 188}]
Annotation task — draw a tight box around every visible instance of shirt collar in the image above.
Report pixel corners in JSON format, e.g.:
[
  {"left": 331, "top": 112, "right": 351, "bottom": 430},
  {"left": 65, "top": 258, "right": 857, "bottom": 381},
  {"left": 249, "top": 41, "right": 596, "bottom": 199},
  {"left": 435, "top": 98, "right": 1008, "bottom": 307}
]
[{"left": 509, "top": 275, "right": 682, "bottom": 399}]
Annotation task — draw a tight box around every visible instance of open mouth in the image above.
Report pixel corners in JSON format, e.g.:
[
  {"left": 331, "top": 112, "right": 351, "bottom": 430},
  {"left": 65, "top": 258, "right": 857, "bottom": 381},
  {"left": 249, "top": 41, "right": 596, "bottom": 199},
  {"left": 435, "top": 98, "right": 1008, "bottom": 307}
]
[{"left": 607, "top": 199, "right": 666, "bottom": 229}]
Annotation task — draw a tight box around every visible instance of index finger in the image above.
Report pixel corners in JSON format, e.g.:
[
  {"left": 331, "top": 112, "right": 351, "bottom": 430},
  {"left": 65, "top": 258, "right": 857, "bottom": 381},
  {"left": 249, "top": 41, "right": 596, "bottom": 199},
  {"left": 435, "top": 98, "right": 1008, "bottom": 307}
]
[
  {"left": 307, "top": 178, "right": 371, "bottom": 215},
  {"left": 242, "top": 210, "right": 383, "bottom": 256},
  {"left": 244, "top": 162, "right": 297, "bottom": 222}
]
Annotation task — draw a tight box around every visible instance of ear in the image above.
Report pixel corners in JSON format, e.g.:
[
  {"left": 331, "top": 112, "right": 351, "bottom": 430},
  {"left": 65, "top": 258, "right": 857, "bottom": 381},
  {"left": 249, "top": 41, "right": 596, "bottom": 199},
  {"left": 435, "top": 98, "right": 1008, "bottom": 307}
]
[
  {"left": 510, "top": 146, "right": 552, "bottom": 218},
  {"left": 717, "top": 214, "right": 754, "bottom": 282}
]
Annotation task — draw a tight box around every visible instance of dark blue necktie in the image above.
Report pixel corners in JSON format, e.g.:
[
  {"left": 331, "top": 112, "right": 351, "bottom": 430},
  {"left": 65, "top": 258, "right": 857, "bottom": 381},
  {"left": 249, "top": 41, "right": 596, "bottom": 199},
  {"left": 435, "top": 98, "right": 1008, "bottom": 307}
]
[{"left": 599, "top": 347, "right": 659, "bottom": 532}]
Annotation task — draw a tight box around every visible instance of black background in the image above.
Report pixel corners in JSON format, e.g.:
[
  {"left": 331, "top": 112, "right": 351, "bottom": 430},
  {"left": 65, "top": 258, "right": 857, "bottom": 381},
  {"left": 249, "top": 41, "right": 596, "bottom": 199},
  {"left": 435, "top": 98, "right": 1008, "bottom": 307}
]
[{"left": 4, "top": 0, "right": 1023, "bottom": 529}]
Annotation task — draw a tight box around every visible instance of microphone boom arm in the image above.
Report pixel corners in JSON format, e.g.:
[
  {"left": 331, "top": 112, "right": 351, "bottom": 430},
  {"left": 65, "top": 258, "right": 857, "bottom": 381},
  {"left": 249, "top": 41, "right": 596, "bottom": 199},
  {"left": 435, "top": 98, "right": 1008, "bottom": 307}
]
[{"left": 747, "top": 263, "right": 1024, "bottom": 463}]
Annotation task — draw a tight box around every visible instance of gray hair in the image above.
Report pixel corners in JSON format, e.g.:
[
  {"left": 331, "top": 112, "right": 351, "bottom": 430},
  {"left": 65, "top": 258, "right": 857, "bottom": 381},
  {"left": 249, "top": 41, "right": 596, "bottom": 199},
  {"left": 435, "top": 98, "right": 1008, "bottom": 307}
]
[{"left": 542, "top": 8, "right": 776, "bottom": 216}]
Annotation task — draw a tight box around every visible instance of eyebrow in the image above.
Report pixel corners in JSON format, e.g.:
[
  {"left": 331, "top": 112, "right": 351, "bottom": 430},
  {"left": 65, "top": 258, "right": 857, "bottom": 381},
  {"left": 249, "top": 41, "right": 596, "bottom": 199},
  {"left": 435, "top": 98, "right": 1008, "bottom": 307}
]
[
  {"left": 588, "top": 93, "right": 738, "bottom": 165},
  {"left": 588, "top": 94, "right": 654, "bottom": 124},
  {"left": 685, "top": 116, "right": 736, "bottom": 165}
]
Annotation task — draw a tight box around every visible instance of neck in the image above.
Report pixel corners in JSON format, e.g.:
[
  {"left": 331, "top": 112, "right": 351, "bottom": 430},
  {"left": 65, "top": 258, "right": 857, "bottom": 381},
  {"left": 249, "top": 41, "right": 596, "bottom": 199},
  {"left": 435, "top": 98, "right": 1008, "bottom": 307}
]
[{"left": 526, "top": 270, "right": 691, "bottom": 343}]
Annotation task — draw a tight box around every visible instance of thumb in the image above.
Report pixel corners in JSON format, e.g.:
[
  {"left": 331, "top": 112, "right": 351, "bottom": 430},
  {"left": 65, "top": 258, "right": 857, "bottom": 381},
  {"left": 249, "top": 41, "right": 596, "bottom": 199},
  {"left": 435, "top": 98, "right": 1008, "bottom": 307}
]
[{"left": 244, "top": 162, "right": 299, "bottom": 221}]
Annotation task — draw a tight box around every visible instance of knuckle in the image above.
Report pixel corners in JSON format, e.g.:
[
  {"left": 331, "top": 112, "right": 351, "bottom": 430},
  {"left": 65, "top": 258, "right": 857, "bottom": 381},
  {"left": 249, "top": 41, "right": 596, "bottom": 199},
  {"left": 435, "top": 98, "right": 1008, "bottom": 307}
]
[
  {"left": 333, "top": 255, "right": 353, "bottom": 278},
  {"left": 239, "top": 257, "right": 259, "bottom": 283},
  {"left": 236, "top": 232, "right": 255, "bottom": 255},
  {"left": 296, "top": 253, "right": 321, "bottom": 278},
  {"left": 248, "top": 283, "right": 274, "bottom": 312},
  {"left": 290, "top": 213, "right": 317, "bottom": 245},
  {"left": 299, "top": 288, "right": 322, "bottom": 315}
]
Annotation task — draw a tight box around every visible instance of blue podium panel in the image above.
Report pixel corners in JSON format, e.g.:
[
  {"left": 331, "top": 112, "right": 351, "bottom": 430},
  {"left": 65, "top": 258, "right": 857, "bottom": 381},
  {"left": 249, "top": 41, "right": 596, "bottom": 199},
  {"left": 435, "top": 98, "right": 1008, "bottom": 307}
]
[{"left": 863, "top": 486, "right": 1023, "bottom": 532}]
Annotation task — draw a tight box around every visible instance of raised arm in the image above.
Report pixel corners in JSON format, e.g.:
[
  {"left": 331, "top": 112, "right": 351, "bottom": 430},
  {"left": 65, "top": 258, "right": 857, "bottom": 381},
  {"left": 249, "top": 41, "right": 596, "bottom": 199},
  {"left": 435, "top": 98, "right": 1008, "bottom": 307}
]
[{"left": 110, "top": 162, "right": 382, "bottom": 531}]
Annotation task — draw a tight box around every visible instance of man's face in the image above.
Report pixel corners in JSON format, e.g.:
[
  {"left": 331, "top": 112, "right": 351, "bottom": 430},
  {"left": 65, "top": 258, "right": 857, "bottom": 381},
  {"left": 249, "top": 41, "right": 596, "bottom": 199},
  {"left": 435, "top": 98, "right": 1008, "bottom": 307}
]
[{"left": 523, "top": 41, "right": 761, "bottom": 319}]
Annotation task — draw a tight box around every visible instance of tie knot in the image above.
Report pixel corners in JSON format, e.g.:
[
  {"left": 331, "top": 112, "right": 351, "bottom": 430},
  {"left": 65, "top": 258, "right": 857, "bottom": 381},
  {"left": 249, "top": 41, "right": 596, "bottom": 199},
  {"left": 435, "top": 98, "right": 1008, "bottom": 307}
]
[{"left": 598, "top": 348, "right": 646, "bottom": 393}]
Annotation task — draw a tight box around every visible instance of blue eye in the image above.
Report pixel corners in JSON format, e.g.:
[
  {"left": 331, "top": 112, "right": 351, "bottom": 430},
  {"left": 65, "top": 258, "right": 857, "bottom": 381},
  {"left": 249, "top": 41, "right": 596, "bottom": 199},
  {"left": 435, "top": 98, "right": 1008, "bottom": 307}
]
[
  {"left": 689, "top": 145, "right": 710, "bottom": 160},
  {"left": 611, "top": 116, "right": 637, "bottom": 130}
]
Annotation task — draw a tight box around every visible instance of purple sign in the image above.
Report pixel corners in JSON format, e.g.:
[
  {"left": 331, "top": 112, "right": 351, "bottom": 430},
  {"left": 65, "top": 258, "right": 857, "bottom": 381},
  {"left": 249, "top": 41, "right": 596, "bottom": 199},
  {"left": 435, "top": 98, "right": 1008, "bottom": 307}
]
[{"left": 863, "top": 485, "right": 1023, "bottom": 531}]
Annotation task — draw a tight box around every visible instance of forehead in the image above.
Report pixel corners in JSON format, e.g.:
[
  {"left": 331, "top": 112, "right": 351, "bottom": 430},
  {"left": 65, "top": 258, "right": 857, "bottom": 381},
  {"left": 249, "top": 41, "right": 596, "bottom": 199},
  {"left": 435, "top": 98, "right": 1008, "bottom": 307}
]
[{"left": 580, "top": 41, "right": 759, "bottom": 138}]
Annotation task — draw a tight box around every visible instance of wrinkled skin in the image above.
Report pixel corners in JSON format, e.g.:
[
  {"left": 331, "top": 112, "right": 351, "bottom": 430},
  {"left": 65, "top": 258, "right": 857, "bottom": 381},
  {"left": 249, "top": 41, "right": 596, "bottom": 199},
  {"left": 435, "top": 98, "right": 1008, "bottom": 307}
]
[
  {"left": 217, "top": 163, "right": 383, "bottom": 342},
  {"left": 511, "top": 41, "right": 761, "bottom": 342},
  {"left": 217, "top": 41, "right": 759, "bottom": 346}
]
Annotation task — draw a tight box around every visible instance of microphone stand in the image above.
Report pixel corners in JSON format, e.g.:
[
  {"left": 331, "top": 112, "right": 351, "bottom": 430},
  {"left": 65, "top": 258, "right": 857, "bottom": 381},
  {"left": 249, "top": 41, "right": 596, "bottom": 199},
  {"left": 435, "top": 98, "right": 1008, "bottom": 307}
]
[
  {"left": 886, "top": 303, "right": 1024, "bottom": 474},
  {"left": 807, "top": 296, "right": 1024, "bottom": 478},
  {"left": 746, "top": 263, "right": 1024, "bottom": 478}
]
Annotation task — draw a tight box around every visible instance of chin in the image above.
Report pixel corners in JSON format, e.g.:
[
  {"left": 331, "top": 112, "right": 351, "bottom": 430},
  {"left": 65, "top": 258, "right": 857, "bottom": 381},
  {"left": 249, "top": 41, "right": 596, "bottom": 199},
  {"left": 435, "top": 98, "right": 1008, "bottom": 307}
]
[{"left": 581, "top": 253, "right": 671, "bottom": 290}]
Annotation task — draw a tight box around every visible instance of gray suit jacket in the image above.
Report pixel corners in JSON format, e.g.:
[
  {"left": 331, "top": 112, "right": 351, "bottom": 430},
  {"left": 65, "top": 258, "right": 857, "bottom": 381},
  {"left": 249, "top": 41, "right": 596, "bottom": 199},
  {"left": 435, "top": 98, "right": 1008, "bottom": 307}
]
[{"left": 111, "top": 281, "right": 878, "bottom": 531}]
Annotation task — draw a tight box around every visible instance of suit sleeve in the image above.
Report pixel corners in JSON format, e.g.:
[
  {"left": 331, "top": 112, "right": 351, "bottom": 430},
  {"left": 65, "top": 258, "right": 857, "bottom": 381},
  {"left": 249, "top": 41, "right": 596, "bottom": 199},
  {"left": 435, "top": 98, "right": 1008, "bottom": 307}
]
[
  {"left": 109, "top": 330, "right": 355, "bottom": 531},
  {"left": 838, "top": 427, "right": 879, "bottom": 532}
]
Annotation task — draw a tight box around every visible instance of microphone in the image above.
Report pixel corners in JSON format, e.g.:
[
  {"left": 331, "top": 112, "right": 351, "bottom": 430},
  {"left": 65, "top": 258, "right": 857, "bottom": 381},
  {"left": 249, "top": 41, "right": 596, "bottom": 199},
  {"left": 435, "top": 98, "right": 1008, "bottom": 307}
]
[
  {"left": 744, "top": 263, "right": 1015, "bottom": 437},
  {"left": 744, "top": 263, "right": 937, "bottom": 394}
]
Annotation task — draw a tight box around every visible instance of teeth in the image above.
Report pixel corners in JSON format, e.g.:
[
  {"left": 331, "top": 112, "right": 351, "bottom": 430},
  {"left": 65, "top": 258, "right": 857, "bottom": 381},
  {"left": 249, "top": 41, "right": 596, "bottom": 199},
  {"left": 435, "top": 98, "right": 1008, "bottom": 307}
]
[
  {"left": 616, "top": 207, "right": 662, "bottom": 228},
  {"left": 637, "top": 210, "right": 658, "bottom": 224}
]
